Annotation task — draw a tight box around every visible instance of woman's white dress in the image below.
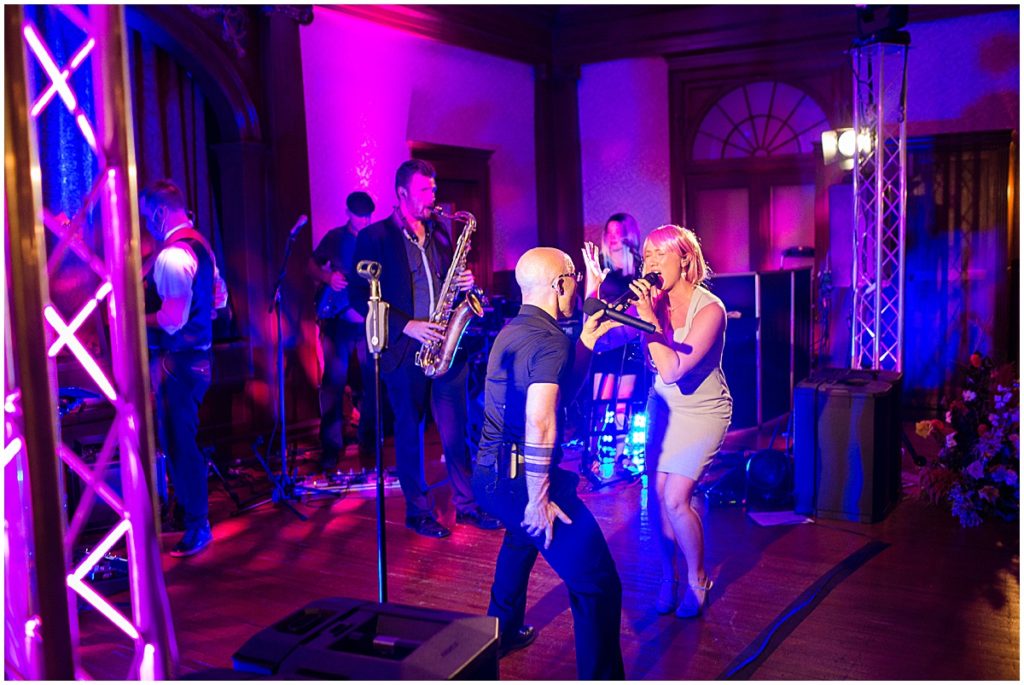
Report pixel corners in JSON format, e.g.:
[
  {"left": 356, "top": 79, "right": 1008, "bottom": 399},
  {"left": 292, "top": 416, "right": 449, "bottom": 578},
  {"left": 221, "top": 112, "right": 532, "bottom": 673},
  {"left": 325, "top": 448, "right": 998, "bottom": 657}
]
[{"left": 645, "top": 286, "right": 733, "bottom": 480}]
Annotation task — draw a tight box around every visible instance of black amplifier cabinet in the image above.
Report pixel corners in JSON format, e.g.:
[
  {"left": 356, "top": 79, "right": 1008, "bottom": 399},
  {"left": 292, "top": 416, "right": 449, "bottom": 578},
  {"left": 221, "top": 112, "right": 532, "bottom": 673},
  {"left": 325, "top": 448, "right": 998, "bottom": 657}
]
[
  {"left": 233, "top": 597, "right": 499, "bottom": 680},
  {"left": 794, "top": 369, "right": 902, "bottom": 523},
  {"left": 712, "top": 269, "right": 811, "bottom": 428}
]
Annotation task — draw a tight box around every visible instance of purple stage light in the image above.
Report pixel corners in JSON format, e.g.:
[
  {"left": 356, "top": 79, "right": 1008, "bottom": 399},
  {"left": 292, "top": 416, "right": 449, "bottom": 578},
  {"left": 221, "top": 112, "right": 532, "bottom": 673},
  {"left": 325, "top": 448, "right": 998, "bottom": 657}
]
[
  {"left": 30, "top": 37, "right": 94, "bottom": 116},
  {"left": 67, "top": 575, "right": 140, "bottom": 640},
  {"left": 23, "top": 23, "right": 99, "bottom": 152},
  {"left": 66, "top": 519, "right": 142, "bottom": 641},
  {"left": 4, "top": 392, "right": 21, "bottom": 413},
  {"left": 43, "top": 304, "right": 117, "bottom": 400},
  {"left": 47, "top": 281, "right": 112, "bottom": 356},
  {"left": 3, "top": 437, "right": 24, "bottom": 469}
]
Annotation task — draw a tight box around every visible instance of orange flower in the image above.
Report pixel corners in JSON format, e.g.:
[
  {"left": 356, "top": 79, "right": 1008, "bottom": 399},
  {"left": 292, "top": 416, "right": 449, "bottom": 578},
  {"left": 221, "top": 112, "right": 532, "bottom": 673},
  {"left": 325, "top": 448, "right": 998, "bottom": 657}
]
[
  {"left": 915, "top": 420, "right": 935, "bottom": 438},
  {"left": 969, "top": 353, "right": 983, "bottom": 368},
  {"left": 977, "top": 424, "right": 989, "bottom": 436}
]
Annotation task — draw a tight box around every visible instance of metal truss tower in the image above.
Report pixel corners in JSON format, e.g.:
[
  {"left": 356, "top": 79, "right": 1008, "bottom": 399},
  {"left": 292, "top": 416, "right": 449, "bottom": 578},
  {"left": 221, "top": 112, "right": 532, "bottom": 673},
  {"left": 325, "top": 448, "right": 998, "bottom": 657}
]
[
  {"left": 4, "top": 5, "right": 177, "bottom": 679},
  {"left": 850, "top": 40, "right": 909, "bottom": 371}
]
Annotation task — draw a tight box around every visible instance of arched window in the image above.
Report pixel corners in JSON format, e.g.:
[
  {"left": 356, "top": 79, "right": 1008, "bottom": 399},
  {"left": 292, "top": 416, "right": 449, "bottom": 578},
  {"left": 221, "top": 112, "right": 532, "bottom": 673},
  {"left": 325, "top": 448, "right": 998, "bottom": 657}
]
[
  {"left": 683, "top": 80, "right": 830, "bottom": 274},
  {"left": 692, "top": 81, "right": 829, "bottom": 160}
]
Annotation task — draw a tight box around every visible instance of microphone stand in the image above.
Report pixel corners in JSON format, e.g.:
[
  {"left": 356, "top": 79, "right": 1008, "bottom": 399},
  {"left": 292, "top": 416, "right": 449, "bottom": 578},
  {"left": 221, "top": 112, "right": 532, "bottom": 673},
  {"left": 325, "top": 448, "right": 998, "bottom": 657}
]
[
  {"left": 237, "top": 225, "right": 339, "bottom": 521},
  {"left": 360, "top": 261, "right": 390, "bottom": 603}
]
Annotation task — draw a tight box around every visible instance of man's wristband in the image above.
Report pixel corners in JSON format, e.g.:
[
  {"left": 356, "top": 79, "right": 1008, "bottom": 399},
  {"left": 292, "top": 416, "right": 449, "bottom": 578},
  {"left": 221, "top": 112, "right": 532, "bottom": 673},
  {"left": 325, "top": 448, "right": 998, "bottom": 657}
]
[{"left": 523, "top": 444, "right": 553, "bottom": 474}]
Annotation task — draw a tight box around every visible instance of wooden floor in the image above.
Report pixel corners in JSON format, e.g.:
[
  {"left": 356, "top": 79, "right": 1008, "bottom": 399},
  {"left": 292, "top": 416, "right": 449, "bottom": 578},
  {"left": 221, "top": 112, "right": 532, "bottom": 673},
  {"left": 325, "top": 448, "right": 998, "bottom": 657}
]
[{"left": 78, "top": 423, "right": 1019, "bottom": 680}]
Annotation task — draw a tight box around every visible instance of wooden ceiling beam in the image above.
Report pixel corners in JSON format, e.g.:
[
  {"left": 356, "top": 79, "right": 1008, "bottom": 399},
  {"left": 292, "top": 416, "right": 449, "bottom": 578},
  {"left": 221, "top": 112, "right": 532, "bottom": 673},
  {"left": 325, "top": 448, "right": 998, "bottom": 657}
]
[
  {"left": 325, "top": 4, "right": 1012, "bottom": 67},
  {"left": 328, "top": 4, "right": 554, "bottom": 64}
]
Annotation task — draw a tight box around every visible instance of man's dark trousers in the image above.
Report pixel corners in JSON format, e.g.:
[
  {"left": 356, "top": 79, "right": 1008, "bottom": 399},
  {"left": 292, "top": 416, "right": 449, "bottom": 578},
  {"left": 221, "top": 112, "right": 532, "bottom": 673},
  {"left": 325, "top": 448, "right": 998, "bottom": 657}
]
[
  {"left": 318, "top": 317, "right": 363, "bottom": 469},
  {"left": 382, "top": 353, "right": 475, "bottom": 519},
  {"left": 472, "top": 464, "right": 625, "bottom": 679},
  {"left": 154, "top": 349, "right": 212, "bottom": 531}
]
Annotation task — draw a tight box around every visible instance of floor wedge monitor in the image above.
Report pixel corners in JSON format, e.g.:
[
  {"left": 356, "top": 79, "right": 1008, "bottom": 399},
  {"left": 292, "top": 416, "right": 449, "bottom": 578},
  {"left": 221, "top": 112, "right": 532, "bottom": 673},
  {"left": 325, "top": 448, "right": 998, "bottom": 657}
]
[{"left": 233, "top": 597, "right": 499, "bottom": 680}]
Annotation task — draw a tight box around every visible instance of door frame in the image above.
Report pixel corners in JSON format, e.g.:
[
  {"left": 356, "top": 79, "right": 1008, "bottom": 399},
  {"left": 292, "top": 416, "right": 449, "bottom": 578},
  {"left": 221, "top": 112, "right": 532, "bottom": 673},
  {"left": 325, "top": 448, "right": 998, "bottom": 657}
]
[{"left": 410, "top": 142, "right": 495, "bottom": 291}]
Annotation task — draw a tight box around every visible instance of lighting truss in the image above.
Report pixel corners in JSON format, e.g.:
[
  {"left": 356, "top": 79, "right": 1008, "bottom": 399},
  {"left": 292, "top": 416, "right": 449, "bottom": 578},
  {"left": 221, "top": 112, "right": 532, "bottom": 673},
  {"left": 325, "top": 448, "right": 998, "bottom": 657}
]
[
  {"left": 850, "top": 41, "right": 908, "bottom": 371},
  {"left": 5, "top": 5, "right": 176, "bottom": 679}
]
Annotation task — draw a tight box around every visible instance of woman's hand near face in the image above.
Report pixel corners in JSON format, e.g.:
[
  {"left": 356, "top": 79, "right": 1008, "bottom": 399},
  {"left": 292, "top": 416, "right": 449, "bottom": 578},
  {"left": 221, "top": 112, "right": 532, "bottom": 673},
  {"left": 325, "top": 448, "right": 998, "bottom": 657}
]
[
  {"left": 581, "top": 241, "right": 609, "bottom": 301},
  {"left": 630, "top": 277, "right": 658, "bottom": 325}
]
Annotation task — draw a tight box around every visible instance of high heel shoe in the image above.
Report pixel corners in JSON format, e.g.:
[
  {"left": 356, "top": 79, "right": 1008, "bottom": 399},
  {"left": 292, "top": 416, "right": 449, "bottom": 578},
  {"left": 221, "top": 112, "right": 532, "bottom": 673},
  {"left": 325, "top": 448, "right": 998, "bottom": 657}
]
[
  {"left": 675, "top": 577, "right": 713, "bottom": 618},
  {"left": 655, "top": 579, "right": 678, "bottom": 614}
]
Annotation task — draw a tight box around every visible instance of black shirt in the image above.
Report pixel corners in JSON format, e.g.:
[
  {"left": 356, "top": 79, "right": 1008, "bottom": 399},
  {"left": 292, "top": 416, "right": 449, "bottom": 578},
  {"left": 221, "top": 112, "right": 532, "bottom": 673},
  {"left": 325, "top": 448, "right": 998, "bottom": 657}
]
[
  {"left": 311, "top": 223, "right": 358, "bottom": 315},
  {"left": 598, "top": 250, "right": 641, "bottom": 303},
  {"left": 478, "top": 305, "right": 575, "bottom": 467},
  {"left": 395, "top": 212, "right": 443, "bottom": 319}
]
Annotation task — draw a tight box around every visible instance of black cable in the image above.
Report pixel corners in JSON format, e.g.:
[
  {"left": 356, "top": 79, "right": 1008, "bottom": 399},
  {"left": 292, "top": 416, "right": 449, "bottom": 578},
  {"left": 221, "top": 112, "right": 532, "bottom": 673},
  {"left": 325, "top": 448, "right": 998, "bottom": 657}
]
[{"left": 718, "top": 539, "right": 889, "bottom": 680}]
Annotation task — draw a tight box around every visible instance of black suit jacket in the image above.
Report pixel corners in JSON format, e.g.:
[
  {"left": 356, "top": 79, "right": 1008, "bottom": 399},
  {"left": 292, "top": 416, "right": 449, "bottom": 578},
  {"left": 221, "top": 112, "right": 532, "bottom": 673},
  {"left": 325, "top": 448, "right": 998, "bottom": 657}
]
[{"left": 350, "top": 212, "right": 454, "bottom": 372}]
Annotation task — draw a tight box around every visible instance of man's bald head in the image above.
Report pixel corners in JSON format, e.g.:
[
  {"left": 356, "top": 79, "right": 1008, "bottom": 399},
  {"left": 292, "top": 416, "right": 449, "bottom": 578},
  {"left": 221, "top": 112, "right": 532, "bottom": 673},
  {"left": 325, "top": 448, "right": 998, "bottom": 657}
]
[
  {"left": 516, "top": 247, "right": 577, "bottom": 317},
  {"left": 515, "top": 247, "right": 571, "bottom": 293}
]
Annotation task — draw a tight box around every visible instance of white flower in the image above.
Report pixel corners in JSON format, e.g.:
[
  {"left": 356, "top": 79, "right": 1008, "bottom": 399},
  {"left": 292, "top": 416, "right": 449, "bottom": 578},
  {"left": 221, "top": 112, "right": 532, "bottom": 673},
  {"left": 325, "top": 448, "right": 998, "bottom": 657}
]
[
  {"left": 945, "top": 432, "right": 958, "bottom": 449},
  {"left": 963, "top": 390, "right": 977, "bottom": 402}
]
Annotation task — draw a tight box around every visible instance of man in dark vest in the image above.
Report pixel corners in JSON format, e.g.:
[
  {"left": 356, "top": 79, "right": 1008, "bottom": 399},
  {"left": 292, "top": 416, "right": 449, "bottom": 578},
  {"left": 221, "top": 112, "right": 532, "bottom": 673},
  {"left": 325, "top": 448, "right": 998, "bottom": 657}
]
[{"left": 141, "top": 179, "right": 227, "bottom": 557}]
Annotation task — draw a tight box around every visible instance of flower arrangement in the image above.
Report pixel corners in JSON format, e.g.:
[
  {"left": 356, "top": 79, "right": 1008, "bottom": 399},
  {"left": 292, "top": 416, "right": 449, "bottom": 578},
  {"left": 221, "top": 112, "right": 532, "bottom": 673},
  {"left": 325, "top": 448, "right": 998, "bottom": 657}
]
[{"left": 915, "top": 353, "right": 1019, "bottom": 527}]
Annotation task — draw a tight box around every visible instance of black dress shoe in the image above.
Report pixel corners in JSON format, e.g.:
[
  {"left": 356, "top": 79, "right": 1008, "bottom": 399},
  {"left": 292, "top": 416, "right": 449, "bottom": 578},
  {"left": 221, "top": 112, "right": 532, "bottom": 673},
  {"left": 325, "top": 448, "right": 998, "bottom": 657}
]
[
  {"left": 170, "top": 522, "right": 213, "bottom": 558},
  {"left": 456, "top": 509, "right": 504, "bottom": 530},
  {"left": 499, "top": 625, "right": 537, "bottom": 657},
  {"left": 406, "top": 515, "right": 451, "bottom": 538}
]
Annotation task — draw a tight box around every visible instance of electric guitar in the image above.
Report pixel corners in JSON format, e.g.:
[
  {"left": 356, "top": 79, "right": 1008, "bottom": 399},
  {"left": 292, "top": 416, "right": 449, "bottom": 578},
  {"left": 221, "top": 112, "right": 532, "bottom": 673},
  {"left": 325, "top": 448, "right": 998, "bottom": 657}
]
[{"left": 315, "top": 276, "right": 349, "bottom": 320}]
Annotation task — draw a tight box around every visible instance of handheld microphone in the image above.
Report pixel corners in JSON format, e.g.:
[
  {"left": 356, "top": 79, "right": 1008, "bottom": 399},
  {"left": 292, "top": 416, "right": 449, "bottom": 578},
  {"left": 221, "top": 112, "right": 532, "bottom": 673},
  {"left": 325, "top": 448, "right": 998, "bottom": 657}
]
[
  {"left": 583, "top": 297, "right": 657, "bottom": 334},
  {"left": 289, "top": 214, "right": 309, "bottom": 238},
  {"left": 607, "top": 272, "right": 663, "bottom": 309}
]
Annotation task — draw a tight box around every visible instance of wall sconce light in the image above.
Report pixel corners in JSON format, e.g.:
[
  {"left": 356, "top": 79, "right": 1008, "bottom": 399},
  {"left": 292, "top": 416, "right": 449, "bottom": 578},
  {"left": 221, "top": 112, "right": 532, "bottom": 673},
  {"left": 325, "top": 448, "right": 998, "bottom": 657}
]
[{"left": 821, "top": 128, "right": 872, "bottom": 170}]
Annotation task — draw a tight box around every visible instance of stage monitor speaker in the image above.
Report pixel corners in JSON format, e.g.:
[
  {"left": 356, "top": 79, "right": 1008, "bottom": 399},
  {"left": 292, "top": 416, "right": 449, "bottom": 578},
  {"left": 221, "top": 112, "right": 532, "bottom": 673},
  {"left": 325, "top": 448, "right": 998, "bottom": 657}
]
[
  {"left": 233, "top": 597, "right": 499, "bottom": 680},
  {"left": 793, "top": 369, "right": 902, "bottom": 523},
  {"left": 713, "top": 269, "right": 811, "bottom": 428}
]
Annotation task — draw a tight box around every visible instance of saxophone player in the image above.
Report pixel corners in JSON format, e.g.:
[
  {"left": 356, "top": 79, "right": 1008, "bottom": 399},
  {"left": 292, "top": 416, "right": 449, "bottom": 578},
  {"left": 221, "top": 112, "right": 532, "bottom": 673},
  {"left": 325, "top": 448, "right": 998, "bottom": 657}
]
[{"left": 350, "top": 160, "right": 502, "bottom": 538}]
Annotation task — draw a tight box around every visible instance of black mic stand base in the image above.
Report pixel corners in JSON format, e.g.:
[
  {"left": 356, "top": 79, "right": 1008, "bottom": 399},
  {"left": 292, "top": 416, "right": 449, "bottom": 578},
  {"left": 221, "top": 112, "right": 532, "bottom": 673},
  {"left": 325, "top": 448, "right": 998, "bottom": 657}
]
[{"left": 233, "top": 437, "right": 342, "bottom": 522}]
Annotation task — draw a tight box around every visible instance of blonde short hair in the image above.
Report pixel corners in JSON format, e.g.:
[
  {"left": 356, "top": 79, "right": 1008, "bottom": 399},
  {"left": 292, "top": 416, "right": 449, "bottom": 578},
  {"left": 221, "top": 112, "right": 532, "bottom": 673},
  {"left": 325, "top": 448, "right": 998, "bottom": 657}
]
[{"left": 642, "top": 224, "right": 710, "bottom": 286}]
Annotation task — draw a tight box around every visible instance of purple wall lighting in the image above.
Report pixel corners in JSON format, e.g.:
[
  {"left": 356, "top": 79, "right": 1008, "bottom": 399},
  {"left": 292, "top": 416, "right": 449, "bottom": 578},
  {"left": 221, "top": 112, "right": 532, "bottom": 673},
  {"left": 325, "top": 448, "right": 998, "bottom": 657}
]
[{"left": 300, "top": 7, "right": 538, "bottom": 269}]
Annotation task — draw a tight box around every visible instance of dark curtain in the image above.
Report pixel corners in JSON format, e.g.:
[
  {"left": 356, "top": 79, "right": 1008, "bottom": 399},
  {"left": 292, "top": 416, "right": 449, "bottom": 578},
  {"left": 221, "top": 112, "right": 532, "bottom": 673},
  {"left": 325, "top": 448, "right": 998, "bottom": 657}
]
[
  {"left": 904, "top": 133, "right": 1014, "bottom": 408},
  {"left": 127, "top": 30, "right": 237, "bottom": 340}
]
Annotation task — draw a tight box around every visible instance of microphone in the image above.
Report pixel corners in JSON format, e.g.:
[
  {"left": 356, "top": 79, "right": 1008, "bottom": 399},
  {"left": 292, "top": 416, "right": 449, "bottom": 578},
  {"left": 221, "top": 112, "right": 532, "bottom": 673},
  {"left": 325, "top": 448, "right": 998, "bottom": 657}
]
[
  {"left": 583, "top": 297, "right": 657, "bottom": 334},
  {"left": 357, "top": 260, "right": 382, "bottom": 280},
  {"left": 288, "top": 214, "right": 309, "bottom": 239},
  {"left": 358, "top": 260, "right": 383, "bottom": 301},
  {"left": 607, "top": 272, "right": 663, "bottom": 309}
]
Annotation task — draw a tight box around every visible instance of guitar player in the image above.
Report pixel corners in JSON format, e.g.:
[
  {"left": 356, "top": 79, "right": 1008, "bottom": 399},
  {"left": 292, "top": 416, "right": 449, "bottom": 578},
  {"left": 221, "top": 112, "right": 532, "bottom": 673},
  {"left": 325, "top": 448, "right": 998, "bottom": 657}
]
[{"left": 308, "top": 190, "right": 376, "bottom": 474}]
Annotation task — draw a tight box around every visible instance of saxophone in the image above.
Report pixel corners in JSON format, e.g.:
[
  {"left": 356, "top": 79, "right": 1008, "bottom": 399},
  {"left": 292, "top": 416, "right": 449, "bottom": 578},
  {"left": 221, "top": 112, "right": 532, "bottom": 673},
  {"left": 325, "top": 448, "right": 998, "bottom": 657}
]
[{"left": 414, "top": 207, "right": 485, "bottom": 378}]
